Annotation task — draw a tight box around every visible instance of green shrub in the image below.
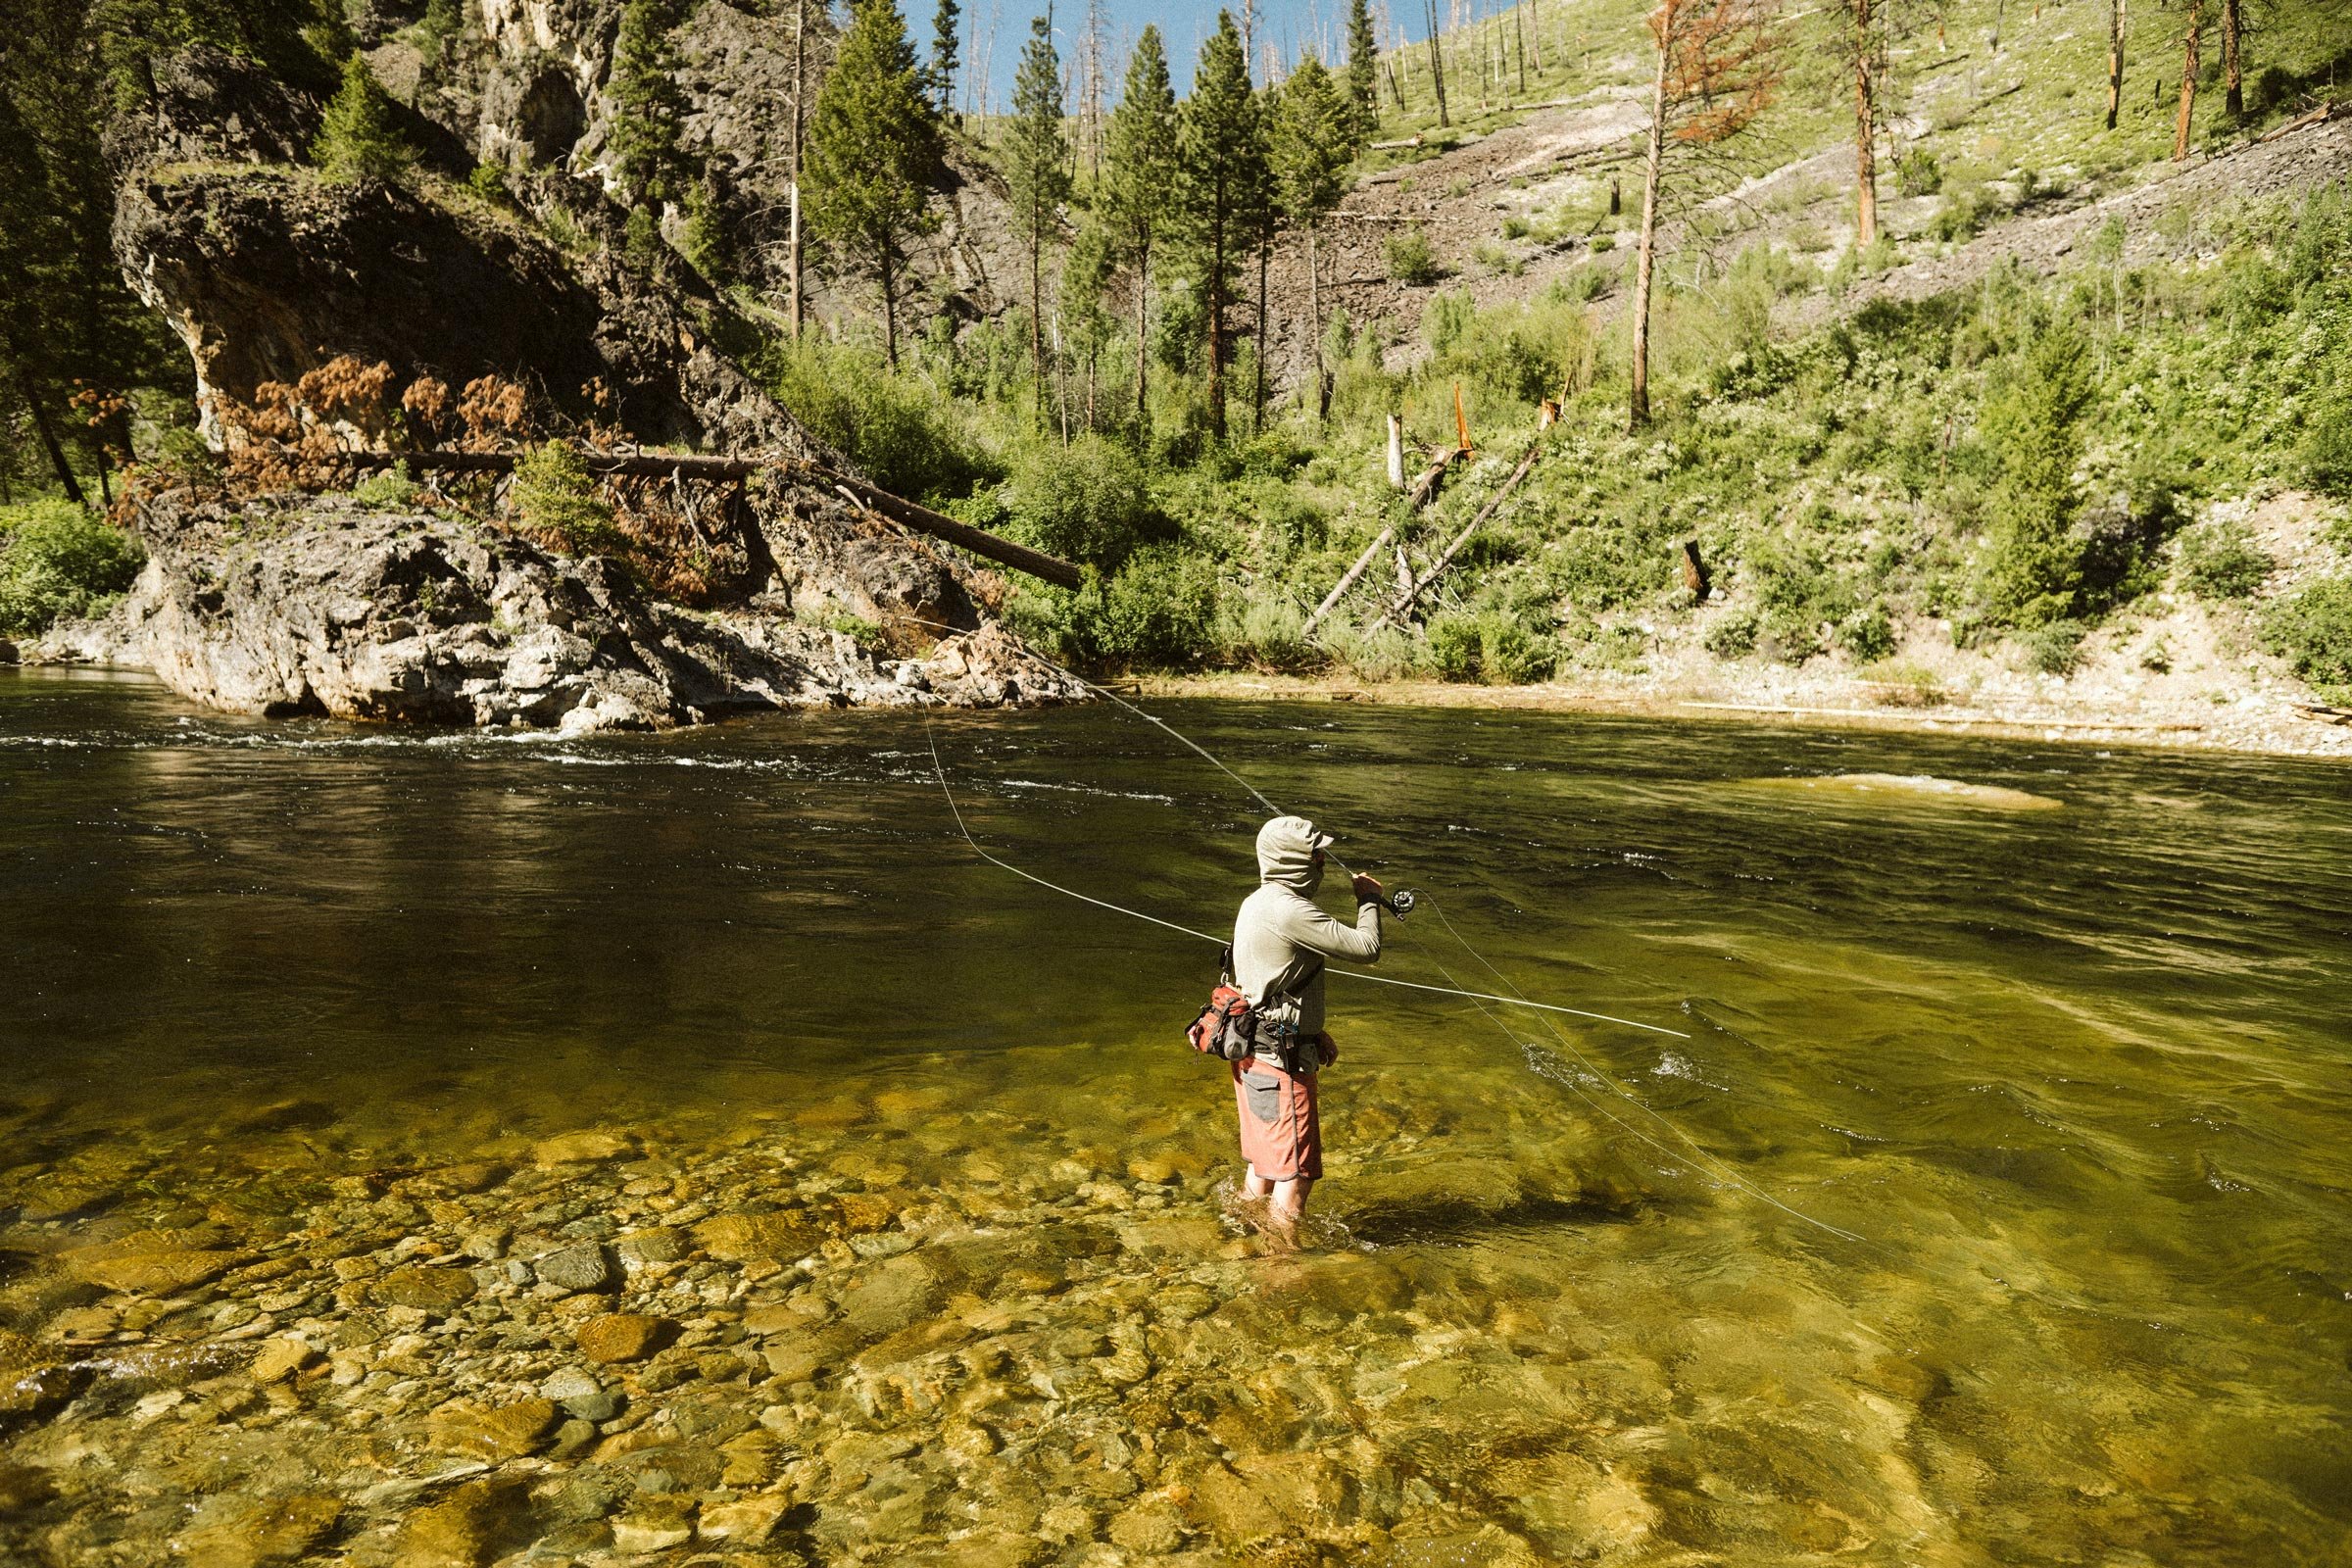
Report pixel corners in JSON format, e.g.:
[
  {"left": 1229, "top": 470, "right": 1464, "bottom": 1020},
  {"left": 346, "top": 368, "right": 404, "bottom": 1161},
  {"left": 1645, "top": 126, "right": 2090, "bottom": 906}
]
[
  {"left": 2303, "top": 325, "right": 2352, "bottom": 497},
  {"left": 2260, "top": 575, "right": 2352, "bottom": 693},
  {"left": 353, "top": 462, "right": 421, "bottom": 510},
  {"left": 1089, "top": 549, "right": 1220, "bottom": 668},
  {"left": 1837, "top": 606, "right": 1896, "bottom": 662},
  {"left": 1740, "top": 526, "right": 1860, "bottom": 661},
  {"left": 2020, "top": 618, "right": 2087, "bottom": 675},
  {"left": 1864, "top": 660, "right": 1947, "bottom": 706},
  {"left": 1422, "top": 289, "right": 1477, "bottom": 356},
  {"left": 761, "top": 341, "right": 996, "bottom": 503},
  {"left": 1426, "top": 612, "right": 1482, "bottom": 680},
  {"left": 2174, "top": 516, "right": 2274, "bottom": 599},
  {"left": 1004, "top": 435, "right": 1164, "bottom": 570},
  {"left": 815, "top": 609, "right": 884, "bottom": 648},
  {"left": 1703, "top": 609, "right": 1759, "bottom": 658},
  {"left": 1426, "top": 609, "right": 1555, "bottom": 684},
  {"left": 0, "top": 503, "right": 144, "bottom": 635},
  {"left": 466, "top": 165, "right": 511, "bottom": 203},
  {"left": 1895, "top": 148, "right": 1942, "bottom": 197},
  {"left": 513, "top": 441, "right": 625, "bottom": 555},
  {"left": 1931, "top": 187, "right": 1988, "bottom": 243},
  {"left": 623, "top": 206, "right": 664, "bottom": 272},
  {"left": 1323, "top": 622, "right": 1425, "bottom": 682},
  {"left": 1217, "top": 593, "right": 1321, "bottom": 671},
  {"left": 313, "top": 53, "right": 414, "bottom": 182},
  {"left": 1384, "top": 229, "right": 1442, "bottom": 286},
  {"left": 1010, "top": 549, "right": 1219, "bottom": 671}
]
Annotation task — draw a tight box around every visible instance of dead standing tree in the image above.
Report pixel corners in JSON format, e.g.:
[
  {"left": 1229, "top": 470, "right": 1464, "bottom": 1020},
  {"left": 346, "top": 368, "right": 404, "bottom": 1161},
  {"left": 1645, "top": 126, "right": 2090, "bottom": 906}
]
[
  {"left": 1846, "top": 0, "right": 1886, "bottom": 247},
  {"left": 1628, "top": 0, "right": 1783, "bottom": 428},
  {"left": 2106, "top": 0, "right": 2128, "bottom": 129},
  {"left": 2174, "top": 0, "right": 2204, "bottom": 160}
]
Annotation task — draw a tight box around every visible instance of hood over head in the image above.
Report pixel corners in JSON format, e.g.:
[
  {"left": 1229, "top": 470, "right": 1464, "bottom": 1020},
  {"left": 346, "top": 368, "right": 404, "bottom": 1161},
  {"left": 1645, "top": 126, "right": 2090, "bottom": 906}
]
[{"left": 1256, "top": 815, "right": 1334, "bottom": 893}]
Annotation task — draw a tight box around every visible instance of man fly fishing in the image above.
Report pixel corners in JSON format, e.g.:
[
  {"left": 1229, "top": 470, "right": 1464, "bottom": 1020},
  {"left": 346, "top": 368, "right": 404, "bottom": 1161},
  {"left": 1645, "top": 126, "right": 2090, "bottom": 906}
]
[{"left": 1228, "top": 815, "right": 1384, "bottom": 1245}]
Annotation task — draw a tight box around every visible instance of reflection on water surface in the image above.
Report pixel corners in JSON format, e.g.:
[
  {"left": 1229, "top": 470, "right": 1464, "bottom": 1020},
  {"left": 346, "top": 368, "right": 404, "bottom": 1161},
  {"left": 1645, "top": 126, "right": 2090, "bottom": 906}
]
[{"left": 2, "top": 666, "right": 2348, "bottom": 1565}]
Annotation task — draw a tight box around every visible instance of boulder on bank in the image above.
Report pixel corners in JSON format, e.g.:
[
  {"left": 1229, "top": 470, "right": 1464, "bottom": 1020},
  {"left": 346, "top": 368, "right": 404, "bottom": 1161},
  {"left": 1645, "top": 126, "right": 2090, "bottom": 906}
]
[{"left": 26, "top": 491, "right": 1079, "bottom": 731}]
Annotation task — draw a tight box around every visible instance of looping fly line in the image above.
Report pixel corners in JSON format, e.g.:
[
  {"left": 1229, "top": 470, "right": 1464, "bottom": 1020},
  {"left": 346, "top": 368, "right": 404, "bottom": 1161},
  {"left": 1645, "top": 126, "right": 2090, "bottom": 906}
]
[
  {"left": 921, "top": 723, "right": 1690, "bottom": 1039},
  {"left": 913, "top": 623, "right": 1865, "bottom": 1245}
]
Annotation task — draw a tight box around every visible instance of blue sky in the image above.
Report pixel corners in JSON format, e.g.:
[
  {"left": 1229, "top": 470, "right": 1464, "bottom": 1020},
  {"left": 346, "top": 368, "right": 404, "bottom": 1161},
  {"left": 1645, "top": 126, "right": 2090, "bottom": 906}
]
[{"left": 945, "top": 0, "right": 1458, "bottom": 111}]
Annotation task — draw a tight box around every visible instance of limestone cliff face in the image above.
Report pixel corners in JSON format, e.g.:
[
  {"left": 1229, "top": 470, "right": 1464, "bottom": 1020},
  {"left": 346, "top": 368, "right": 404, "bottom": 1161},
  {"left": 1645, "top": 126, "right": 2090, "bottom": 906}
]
[{"left": 41, "top": 491, "right": 1076, "bottom": 731}]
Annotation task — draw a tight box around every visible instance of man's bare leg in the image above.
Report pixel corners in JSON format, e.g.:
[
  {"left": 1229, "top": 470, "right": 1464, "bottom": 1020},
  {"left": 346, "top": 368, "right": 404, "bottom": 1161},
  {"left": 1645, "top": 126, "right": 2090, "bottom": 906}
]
[
  {"left": 1242, "top": 1165, "right": 1274, "bottom": 1201},
  {"left": 1264, "top": 1175, "right": 1315, "bottom": 1249}
]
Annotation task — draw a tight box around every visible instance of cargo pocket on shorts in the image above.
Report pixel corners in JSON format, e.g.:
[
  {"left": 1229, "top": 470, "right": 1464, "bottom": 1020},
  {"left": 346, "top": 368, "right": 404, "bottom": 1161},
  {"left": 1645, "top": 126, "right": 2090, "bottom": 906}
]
[{"left": 1242, "top": 1072, "right": 1283, "bottom": 1125}]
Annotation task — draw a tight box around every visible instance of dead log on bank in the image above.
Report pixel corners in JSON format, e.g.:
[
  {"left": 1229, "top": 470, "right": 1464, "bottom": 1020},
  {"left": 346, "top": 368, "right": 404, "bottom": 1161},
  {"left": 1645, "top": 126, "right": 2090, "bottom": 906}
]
[
  {"left": 1301, "top": 525, "right": 1396, "bottom": 637},
  {"left": 1370, "top": 437, "right": 1546, "bottom": 633},
  {"left": 1405, "top": 447, "right": 1461, "bottom": 510},
  {"left": 316, "top": 448, "right": 1086, "bottom": 590}
]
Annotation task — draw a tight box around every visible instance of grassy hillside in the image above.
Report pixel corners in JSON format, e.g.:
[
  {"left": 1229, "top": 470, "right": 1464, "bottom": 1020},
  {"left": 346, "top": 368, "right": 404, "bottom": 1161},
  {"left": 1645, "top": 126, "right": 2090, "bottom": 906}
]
[{"left": 757, "top": 0, "right": 2352, "bottom": 714}]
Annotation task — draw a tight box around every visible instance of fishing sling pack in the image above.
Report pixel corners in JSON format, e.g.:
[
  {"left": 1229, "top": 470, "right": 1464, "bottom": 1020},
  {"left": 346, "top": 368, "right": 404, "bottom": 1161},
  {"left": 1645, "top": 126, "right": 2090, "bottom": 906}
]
[{"left": 1186, "top": 946, "right": 1323, "bottom": 1068}]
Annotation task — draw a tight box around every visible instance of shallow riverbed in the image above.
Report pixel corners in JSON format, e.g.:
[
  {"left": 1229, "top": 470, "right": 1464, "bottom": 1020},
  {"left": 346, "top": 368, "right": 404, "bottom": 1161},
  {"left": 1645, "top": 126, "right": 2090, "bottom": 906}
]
[{"left": 2, "top": 667, "right": 2347, "bottom": 1566}]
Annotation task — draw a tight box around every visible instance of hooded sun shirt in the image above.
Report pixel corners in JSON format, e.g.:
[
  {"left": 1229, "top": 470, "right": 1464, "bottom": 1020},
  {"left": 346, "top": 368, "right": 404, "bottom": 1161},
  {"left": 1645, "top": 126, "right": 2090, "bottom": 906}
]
[{"left": 1231, "top": 815, "right": 1382, "bottom": 1065}]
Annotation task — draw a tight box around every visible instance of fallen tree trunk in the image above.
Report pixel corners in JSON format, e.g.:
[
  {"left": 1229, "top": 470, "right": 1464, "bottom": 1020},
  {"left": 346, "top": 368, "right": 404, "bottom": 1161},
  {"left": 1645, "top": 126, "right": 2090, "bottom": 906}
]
[
  {"left": 1406, "top": 447, "right": 1460, "bottom": 510},
  {"left": 315, "top": 448, "right": 1086, "bottom": 590},
  {"left": 1371, "top": 437, "right": 1545, "bottom": 632},
  {"left": 1301, "top": 525, "right": 1396, "bottom": 637},
  {"left": 2259, "top": 99, "right": 2342, "bottom": 143}
]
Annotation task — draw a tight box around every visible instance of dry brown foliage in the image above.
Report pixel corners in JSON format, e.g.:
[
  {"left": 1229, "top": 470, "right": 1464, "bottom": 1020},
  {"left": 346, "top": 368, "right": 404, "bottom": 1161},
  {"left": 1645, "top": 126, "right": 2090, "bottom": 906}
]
[
  {"left": 201, "top": 363, "right": 760, "bottom": 607},
  {"left": 401, "top": 376, "right": 452, "bottom": 445},
  {"left": 1651, "top": 0, "right": 1783, "bottom": 145},
  {"left": 456, "top": 376, "right": 532, "bottom": 452}
]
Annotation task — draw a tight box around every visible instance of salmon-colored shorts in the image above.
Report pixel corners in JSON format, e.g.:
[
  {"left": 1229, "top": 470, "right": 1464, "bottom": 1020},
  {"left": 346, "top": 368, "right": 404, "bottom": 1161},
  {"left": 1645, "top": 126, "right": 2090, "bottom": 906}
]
[{"left": 1233, "top": 1056, "right": 1322, "bottom": 1182}]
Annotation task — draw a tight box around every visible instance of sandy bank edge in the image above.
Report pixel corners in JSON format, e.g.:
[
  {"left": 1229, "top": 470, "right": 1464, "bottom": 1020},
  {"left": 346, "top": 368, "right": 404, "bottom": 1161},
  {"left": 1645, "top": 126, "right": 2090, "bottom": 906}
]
[{"left": 1131, "top": 671, "right": 2352, "bottom": 762}]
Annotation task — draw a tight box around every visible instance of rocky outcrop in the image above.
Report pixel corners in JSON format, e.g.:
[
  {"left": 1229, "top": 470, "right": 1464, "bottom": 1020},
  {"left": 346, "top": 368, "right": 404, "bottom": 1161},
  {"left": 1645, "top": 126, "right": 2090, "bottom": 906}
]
[
  {"left": 85, "top": 43, "right": 1078, "bottom": 731},
  {"left": 115, "top": 165, "right": 824, "bottom": 460},
  {"left": 32, "top": 491, "right": 1077, "bottom": 731}
]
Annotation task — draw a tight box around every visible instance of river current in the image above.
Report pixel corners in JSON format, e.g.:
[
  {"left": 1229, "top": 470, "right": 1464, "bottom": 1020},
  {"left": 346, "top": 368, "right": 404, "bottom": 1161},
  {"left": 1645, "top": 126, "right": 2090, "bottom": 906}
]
[{"left": 3, "top": 666, "right": 2348, "bottom": 1565}]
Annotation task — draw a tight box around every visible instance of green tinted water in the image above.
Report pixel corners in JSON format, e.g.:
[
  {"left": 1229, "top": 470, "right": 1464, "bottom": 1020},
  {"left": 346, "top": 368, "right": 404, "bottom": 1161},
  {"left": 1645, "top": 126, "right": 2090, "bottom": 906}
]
[{"left": 3, "top": 667, "right": 2348, "bottom": 1563}]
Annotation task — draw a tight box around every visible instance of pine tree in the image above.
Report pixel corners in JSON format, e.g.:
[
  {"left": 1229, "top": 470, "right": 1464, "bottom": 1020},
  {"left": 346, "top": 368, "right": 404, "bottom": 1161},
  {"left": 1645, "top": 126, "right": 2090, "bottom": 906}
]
[
  {"left": 930, "top": 0, "right": 961, "bottom": 116},
  {"left": 1344, "top": 0, "right": 1381, "bottom": 143},
  {"left": 5, "top": 0, "right": 194, "bottom": 498},
  {"left": 1101, "top": 27, "right": 1177, "bottom": 420},
  {"left": 807, "top": 0, "right": 943, "bottom": 368},
  {"left": 1272, "top": 56, "right": 1350, "bottom": 419},
  {"left": 314, "top": 51, "right": 415, "bottom": 183},
  {"left": 610, "top": 0, "right": 695, "bottom": 209},
  {"left": 1062, "top": 221, "right": 1114, "bottom": 431},
  {"left": 0, "top": 85, "right": 82, "bottom": 500},
  {"left": 1176, "top": 12, "right": 1267, "bottom": 444},
  {"left": 1006, "top": 13, "right": 1071, "bottom": 424},
  {"left": 1982, "top": 320, "right": 2095, "bottom": 625}
]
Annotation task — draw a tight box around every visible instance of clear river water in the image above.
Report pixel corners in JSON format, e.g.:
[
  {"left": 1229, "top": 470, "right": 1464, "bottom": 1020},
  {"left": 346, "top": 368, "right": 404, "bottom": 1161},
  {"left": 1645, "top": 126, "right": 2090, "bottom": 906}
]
[{"left": 2, "top": 666, "right": 2348, "bottom": 1565}]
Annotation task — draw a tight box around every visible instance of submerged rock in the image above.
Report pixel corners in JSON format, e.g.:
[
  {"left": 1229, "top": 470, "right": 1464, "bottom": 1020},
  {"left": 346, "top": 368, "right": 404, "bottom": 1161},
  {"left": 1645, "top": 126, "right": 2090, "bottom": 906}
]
[
  {"left": 423, "top": 1396, "right": 561, "bottom": 1460},
  {"left": 531, "top": 1242, "right": 613, "bottom": 1295},
  {"left": 1734, "top": 772, "right": 2067, "bottom": 811},
  {"left": 388, "top": 1476, "right": 533, "bottom": 1568},
  {"left": 577, "top": 1312, "right": 669, "bottom": 1365},
  {"left": 373, "top": 1264, "right": 477, "bottom": 1314},
  {"left": 171, "top": 1493, "right": 341, "bottom": 1568}
]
